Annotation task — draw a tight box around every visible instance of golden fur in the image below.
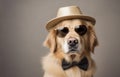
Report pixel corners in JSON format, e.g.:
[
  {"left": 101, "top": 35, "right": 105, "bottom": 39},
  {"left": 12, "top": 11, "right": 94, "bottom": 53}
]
[{"left": 42, "top": 19, "right": 98, "bottom": 77}]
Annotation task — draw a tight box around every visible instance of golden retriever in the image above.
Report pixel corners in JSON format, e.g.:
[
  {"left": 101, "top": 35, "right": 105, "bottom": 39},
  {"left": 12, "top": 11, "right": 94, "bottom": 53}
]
[{"left": 42, "top": 19, "right": 98, "bottom": 77}]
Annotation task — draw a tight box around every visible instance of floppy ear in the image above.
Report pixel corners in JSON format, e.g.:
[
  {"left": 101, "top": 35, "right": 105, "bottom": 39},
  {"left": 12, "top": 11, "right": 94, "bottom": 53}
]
[
  {"left": 43, "top": 30, "right": 57, "bottom": 53},
  {"left": 88, "top": 26, "right": 98, "bottom": 53}
]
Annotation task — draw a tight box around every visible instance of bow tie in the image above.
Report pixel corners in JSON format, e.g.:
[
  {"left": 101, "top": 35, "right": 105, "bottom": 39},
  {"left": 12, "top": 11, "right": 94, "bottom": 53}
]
[{"left": 62, "top": 57, "right": 89, "bottom": 71}]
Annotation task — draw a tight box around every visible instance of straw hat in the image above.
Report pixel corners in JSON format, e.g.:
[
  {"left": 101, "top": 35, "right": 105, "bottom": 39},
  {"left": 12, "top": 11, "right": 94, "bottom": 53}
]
[{"left": 46, "top": 6, "right": 96, "bottom": 31}]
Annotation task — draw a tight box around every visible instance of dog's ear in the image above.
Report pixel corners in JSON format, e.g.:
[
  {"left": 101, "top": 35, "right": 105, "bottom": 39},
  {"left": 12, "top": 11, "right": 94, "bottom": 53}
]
[
  {"left": 43, "top": 30, "right": 57, "bottom": 53},
  {"left": 88, "top": 26, "right": 98, "bottom": 53}
]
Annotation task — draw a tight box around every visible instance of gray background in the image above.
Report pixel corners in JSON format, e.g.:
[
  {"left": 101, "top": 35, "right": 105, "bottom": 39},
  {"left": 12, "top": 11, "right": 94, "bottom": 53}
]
[{"left": 0, "top": 0, "right": 120, "bottom": 77}]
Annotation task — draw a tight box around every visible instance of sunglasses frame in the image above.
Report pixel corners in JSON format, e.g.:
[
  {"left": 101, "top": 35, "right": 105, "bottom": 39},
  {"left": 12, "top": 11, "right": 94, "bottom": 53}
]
[{"left": 56, "top": 25, "right": 87, "bottom": 38}]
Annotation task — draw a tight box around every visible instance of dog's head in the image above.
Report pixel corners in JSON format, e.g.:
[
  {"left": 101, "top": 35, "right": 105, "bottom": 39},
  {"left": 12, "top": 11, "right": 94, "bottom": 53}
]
[{"left": 44, "top": 19, "right": 98, "bottom": 62}]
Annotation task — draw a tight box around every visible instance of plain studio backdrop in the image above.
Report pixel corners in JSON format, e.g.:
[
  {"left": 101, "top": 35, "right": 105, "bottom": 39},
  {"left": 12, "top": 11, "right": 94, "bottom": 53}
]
[{"left": 0, "top": 0, "right": 120, "bottom": 77}]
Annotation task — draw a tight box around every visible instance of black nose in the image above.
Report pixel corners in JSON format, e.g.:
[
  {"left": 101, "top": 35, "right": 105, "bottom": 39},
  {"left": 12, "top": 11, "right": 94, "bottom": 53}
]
[{"left": 68, "top": 38, "right": 78, "bottom": 47}]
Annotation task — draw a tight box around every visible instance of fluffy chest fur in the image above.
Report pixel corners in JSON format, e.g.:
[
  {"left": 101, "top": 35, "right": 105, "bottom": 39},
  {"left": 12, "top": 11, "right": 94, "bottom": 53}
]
[
  {"left": 65, "top": 67, "right": 81, "bottom": 77},
  {"left": 42, "top": 54, "right": 96, "bottom": 77}
]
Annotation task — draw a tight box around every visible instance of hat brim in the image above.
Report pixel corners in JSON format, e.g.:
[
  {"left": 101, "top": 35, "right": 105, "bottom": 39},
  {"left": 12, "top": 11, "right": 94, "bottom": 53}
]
[{"left": 46, "top": 15, "right": 96, "bottom": 31}]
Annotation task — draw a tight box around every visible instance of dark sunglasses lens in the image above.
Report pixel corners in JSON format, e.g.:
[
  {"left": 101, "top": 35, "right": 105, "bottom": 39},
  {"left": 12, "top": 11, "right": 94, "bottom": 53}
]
[
  {"left": 75, "top": 25, "right": 87, "bottom": 36},
  {"left": 57, "top": 27, "right": 69, "bottom": 37}
]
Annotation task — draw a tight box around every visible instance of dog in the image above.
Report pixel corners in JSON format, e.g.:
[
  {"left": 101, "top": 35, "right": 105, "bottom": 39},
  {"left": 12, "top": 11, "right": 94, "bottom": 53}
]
[{"left": 42, "top": 19, "right": 98, "bottom": 77}]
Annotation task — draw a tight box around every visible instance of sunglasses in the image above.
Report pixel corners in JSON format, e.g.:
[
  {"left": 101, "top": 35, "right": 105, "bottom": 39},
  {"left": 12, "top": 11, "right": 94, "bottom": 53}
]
[{"left": 56, "top": 25, "right": 87, "bottom": 37}]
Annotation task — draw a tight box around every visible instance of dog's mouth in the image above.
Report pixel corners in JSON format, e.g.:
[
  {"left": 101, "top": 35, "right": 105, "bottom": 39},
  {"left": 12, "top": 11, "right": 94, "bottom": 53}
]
[
  {"left": 68, "top": 43, "right": 80, "bottom": 53},
  {"left": 62, "top": 37, "right": 81, "bottom": 54},
  {"left": 67, "top": 46, "right": 80, "bottom": 60},
  {"left": 68, "top": 46, "right": 78, "bottom": 52}
]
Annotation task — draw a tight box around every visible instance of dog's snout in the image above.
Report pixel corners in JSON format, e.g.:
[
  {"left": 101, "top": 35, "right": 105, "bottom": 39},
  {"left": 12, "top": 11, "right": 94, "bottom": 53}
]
[{"left": 68, "top": 38, "right": 78, "bottom": 47}]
